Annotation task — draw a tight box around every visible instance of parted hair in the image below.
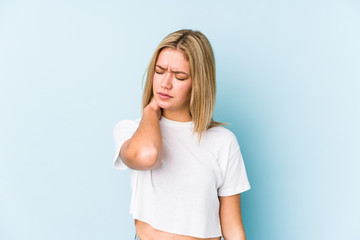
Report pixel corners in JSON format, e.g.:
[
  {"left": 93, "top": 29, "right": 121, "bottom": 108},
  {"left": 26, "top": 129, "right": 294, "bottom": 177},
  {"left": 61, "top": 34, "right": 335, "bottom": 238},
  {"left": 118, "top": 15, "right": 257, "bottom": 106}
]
[{"left": 142, "top": 29, "right": 226, "bottom": 141}]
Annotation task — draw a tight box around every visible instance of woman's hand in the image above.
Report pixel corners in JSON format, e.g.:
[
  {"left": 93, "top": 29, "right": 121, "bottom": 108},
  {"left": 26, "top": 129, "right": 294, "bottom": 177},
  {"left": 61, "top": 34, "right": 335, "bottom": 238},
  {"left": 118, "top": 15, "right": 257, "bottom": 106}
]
[
  {"left": 145, "top": 97, "right": 162, "bottom": 120},
  {"left": 120, "top": 96, "right": 163, "bottom": 170}
]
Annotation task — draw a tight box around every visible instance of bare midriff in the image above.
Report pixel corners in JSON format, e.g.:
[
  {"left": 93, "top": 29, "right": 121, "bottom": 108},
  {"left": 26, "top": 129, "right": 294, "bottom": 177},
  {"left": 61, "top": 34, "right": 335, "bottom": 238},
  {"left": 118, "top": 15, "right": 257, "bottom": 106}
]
[{"left": 135, "top": 219, "right": 221, "bottom": 240}]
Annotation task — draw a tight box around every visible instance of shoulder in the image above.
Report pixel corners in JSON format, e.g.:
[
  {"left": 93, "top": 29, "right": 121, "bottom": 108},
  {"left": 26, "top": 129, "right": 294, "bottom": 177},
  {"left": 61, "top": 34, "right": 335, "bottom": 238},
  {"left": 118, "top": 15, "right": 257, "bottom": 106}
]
[
  {"left": 203, "top": 126, "right": 240, "bottom": 152},
  {"left": 206, "top": 126, "right": 238, "bottom": 142},
  {"left": 113, "top": 118, "right": 141, "bottom": 132}
]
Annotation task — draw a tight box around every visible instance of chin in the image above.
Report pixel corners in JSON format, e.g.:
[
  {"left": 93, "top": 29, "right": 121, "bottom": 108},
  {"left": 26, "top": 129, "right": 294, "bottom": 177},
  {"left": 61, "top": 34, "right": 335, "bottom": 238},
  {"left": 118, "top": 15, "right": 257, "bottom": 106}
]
[
  {"left": 157, "top": 102, "right": 171, "bottom": 109},
  {"left": 155, "top": 97, "right": 170, "bottom": 108}
]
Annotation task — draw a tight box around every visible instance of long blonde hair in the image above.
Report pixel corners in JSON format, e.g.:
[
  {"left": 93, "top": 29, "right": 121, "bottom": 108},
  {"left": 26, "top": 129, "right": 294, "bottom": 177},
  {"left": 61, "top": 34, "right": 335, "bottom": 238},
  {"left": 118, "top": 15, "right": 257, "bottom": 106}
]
[{"left": 142, "top": 29, "right": 226, "bottom": 141}]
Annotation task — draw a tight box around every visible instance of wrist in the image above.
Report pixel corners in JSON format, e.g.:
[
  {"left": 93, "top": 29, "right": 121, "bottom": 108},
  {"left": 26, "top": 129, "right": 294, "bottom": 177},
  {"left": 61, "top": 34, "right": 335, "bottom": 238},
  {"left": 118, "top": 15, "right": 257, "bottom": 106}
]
[{"left": 144, "top": 106, "right": 161, "bottom": 119}]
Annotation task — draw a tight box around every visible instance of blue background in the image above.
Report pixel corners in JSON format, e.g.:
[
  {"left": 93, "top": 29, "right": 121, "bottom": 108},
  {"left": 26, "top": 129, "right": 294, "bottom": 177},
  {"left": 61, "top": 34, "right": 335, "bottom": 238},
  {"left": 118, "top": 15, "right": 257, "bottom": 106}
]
[{"left": 1, "top": 0, "right": 359, "bottom": 239}]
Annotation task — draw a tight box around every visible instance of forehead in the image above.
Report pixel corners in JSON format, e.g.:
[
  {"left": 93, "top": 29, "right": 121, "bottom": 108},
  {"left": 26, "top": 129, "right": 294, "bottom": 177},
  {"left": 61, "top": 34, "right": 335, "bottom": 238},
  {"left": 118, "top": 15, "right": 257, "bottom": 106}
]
[{"left": 156, "top": 48, "right": 190, "bottom": 72}]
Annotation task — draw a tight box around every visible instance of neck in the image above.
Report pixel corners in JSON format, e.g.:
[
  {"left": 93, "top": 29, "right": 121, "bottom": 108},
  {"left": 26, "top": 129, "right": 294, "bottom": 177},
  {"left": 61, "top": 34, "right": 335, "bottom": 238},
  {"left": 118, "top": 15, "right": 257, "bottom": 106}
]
[{"left": 163, "top": 109, "right": 192, "bottom": 122}]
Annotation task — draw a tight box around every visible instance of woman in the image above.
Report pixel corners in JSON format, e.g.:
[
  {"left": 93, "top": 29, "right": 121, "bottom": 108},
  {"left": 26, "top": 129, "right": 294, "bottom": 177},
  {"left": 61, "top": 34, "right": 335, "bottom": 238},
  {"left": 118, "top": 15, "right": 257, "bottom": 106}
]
[{"left": 113, "top": 29, "right": 251, "bottom": 240}]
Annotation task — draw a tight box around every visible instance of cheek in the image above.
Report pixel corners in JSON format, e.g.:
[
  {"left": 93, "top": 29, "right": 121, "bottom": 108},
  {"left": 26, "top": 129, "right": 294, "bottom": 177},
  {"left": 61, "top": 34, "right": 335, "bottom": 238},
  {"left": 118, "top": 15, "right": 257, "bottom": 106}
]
[
  {"left": 152, "top": 75, "right": 160, "bottom": 90},
  {"left": 178, "top": 82, "right": 192, "bottom": 98}
]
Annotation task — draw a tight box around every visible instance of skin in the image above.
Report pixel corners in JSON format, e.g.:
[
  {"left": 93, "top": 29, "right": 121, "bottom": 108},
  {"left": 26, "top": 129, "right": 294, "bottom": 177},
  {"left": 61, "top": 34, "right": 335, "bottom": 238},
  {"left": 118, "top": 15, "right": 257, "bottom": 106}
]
[
  {"left": 219, "top": 194, "right": 247, "bottom": 240},
  {"left": 120, "top": 48, "right": 246, "bottom": 240},
  {"left": 152, "top": 48, "right": 192, "bottom": 122}
]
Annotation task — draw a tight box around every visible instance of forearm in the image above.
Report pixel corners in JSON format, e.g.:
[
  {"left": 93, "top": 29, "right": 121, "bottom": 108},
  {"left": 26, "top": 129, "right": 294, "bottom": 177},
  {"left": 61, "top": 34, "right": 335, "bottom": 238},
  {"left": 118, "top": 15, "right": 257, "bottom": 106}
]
[{"left": 125, "top": 107, "right": 162, "bottom": 168}]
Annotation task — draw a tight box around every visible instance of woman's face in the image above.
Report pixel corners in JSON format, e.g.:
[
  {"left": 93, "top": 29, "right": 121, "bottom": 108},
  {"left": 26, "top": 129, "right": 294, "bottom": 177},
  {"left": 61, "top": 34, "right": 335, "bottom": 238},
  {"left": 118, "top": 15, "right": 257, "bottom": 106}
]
[{"left": 152, "top": 48, "right": 192, "bottom": 116}]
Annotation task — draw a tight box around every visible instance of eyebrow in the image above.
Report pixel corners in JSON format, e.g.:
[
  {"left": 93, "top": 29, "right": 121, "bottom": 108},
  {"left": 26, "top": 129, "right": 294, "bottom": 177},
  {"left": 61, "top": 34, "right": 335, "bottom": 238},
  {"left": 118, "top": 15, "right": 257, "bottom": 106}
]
[{"left": 156, "top": 65, "right": 189, "bottom": 76}]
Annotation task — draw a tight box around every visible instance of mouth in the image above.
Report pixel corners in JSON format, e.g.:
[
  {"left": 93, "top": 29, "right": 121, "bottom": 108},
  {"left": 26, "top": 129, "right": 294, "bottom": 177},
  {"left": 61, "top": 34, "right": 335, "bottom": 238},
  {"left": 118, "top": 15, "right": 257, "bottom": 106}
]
[{"left": 158, "top": 92, "right": 173, "bottom": 98}]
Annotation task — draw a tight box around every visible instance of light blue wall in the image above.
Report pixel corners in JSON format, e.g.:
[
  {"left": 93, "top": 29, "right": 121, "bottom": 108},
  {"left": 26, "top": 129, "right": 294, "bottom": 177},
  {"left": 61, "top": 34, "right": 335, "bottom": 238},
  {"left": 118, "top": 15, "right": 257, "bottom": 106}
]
[{"left": 1, "top": 0, "right": 359, "bottom": 239}]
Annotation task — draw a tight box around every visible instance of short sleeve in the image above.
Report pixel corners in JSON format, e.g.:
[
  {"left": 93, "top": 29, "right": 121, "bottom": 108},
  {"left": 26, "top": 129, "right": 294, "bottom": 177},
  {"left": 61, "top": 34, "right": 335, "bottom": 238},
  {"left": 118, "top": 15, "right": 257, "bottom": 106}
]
[
  {"left": 113, "top": 120, "right": 139, "bottom": 170},
  {"left": 218, "top": 144, "right": 251, "bottom": 196}
]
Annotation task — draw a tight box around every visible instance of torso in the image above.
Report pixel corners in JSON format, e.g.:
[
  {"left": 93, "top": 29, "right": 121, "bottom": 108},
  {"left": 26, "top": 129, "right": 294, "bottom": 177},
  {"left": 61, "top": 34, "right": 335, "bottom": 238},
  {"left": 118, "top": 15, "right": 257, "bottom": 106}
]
[
  {"left": 128, "top": 121, "right": 234, "bottom": 240},
  {"left": 135, "top": 219, "right": 221, "bottom": 240}
]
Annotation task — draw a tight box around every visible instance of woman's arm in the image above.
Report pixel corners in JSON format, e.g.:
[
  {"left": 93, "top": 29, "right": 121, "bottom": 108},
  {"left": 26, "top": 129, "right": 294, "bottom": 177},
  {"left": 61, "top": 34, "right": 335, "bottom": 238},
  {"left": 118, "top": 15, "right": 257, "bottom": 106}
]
[
  {"left": 120, "top": 98, "right": 163, "bottom": 170},
  {"left": 219, "top": 193, "right": 247, "bottom": 240}
]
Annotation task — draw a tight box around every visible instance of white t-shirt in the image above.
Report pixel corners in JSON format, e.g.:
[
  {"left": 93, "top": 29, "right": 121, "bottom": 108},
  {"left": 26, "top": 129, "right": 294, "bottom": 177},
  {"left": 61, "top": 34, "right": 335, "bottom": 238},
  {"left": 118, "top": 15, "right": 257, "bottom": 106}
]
[{"left": 113, "top": 116, "right": 251, "bottom": 238}]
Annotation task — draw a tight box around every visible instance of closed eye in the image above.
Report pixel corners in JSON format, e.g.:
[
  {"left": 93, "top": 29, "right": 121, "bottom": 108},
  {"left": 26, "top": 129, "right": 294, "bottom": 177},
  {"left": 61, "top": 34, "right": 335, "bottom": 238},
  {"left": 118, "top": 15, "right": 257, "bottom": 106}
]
[{"left": 175, "top": 73, "right": 187, "bottom": 81}]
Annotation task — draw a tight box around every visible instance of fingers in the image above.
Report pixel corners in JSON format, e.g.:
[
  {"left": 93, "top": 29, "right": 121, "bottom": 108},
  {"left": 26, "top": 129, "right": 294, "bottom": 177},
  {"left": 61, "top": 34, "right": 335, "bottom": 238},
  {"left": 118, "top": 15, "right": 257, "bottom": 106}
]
[
  {"left": 148, "top": 96, "right": 162, "bottom": 119},
  {"left": 150, "top": 96, "right": 160, "bottom": 109}
]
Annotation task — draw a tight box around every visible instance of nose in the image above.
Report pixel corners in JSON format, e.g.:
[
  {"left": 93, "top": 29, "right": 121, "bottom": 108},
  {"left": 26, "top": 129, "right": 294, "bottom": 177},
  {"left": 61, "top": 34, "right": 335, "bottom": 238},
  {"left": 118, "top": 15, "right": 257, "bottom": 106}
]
[{"left": 160, "top": 72, "right": 173, "bottom": 90}]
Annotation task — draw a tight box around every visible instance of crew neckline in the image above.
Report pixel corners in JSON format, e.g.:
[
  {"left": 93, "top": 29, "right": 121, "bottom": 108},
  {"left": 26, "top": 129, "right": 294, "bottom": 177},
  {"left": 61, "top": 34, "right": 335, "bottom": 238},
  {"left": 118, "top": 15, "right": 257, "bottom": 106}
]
[{"left": 160, "top": 116, "right": 194, "bottom": 127}]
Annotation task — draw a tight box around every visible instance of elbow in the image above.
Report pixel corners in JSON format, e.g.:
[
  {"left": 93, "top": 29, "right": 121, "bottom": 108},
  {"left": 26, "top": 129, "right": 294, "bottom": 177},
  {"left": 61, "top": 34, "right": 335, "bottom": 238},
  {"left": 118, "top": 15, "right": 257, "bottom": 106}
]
[
  {"left": 123, "top": 142, "right": 162, "bottom": 170},
  {"left": 136, "top": 146, "right": 162, "bottom": 170}
]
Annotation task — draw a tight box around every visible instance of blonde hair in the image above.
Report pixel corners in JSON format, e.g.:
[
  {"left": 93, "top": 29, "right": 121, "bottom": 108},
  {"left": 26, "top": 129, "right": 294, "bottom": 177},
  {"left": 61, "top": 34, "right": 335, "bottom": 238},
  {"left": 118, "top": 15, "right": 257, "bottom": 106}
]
[{"left": 142, "top": 29, "right": 226, "bottom": 141}]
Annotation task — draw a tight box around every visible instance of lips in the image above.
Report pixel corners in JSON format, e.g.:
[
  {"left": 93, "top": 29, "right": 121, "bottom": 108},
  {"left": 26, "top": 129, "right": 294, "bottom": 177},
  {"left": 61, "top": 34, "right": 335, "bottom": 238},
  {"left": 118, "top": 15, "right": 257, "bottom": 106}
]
[{"left": 158, "top": 92, "right": 173, "bottom": 98}]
